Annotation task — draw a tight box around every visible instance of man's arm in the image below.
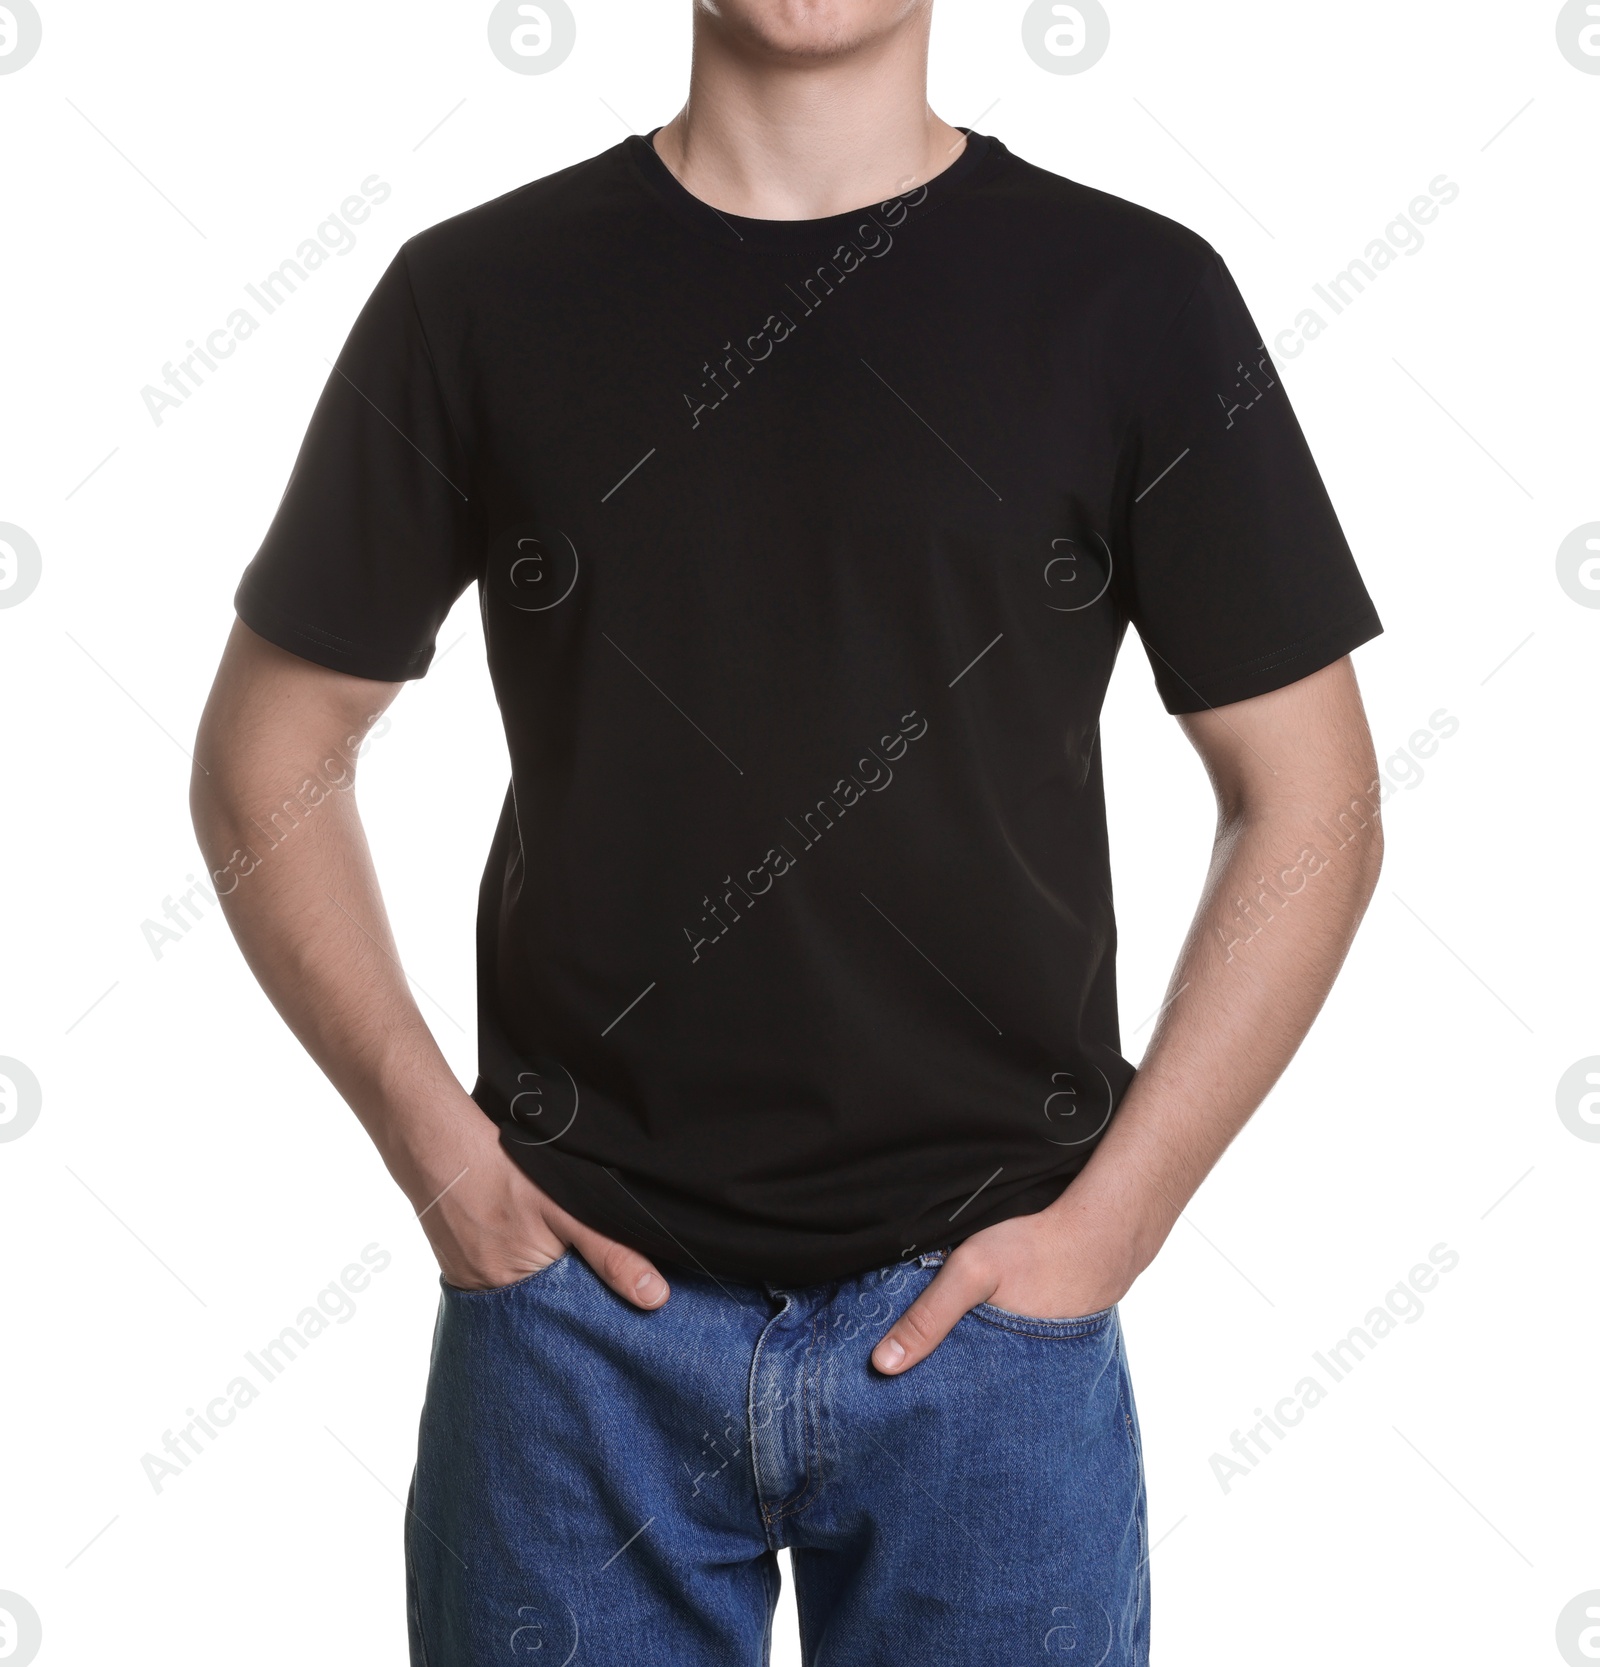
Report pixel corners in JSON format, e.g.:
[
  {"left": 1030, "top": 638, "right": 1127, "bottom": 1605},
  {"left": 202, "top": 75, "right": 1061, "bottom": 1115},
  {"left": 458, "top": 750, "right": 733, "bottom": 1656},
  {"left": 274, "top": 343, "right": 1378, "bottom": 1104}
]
[
  {"left": 189, "top": 619, "right": 670, "bottom": 1306},
  {"left": 872, "top": 655, "right": 1384, "bottom": 1372}
]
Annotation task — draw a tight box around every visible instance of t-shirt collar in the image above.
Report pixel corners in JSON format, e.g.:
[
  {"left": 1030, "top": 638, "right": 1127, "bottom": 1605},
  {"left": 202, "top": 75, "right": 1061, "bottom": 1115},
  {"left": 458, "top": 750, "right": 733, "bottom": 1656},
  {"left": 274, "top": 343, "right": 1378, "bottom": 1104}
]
[{"left": 623, "top": 125, "right": 996, "bottom": 252}]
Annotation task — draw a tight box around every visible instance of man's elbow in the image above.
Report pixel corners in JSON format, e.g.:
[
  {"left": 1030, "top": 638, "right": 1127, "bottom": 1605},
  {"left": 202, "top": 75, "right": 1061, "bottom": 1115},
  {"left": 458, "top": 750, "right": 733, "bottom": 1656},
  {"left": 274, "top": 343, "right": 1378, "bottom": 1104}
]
[
  {"left": 1357, "top": 810, "right": 1384, "bottom": 897},
  {"left": 1333, "top": 771, "right": 1385, "bottom": 905},
  {"left": 189, "top": 694, "right": 244, "bottom": 847}
]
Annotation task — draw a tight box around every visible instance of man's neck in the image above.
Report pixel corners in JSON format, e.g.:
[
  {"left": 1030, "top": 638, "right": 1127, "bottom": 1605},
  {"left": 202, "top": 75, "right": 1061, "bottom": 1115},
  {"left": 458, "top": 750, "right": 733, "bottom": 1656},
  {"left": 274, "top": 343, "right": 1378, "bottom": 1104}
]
[{"left": 652, "top": 11, "right": 966, "bottom": 221}]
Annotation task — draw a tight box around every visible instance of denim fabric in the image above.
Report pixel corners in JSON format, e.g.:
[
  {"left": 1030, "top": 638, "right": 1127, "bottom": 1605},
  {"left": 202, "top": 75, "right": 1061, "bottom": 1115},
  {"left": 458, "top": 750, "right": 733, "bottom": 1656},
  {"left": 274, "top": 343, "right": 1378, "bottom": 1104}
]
[{"left": 406, "top": 1246, "right": 1149, "bottom": 1665}]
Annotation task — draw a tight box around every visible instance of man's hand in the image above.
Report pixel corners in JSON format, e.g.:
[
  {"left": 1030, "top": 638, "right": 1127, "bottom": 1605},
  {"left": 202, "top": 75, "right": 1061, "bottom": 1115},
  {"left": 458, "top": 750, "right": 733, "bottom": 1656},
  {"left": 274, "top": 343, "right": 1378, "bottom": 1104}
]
[
  {"left": 870, "top": 1201, "right": 1145, "bottom": 1374},
  {"left": 409, "top": 1102, "right": 669, "bottom": 1308},
  {"left": 872, "top": 658, "right": 1385, "bottom": 1376},
  {"left": 191, "top": 622, "right": 671, "bottom": 1313}
]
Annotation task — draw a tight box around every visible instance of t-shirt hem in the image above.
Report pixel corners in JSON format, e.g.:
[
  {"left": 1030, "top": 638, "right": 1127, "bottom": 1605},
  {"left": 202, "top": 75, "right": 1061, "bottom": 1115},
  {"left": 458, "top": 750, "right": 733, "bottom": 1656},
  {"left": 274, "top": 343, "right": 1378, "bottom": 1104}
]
[
  {"left": 480, "top": 1085, "right": 1089, "bottom": 1286},
  {"left": 234, "top": 584, "right": 434, "bottom": 682},
  {"left": 1154, "top": 606, "right": 1383, "bottom": 714}
]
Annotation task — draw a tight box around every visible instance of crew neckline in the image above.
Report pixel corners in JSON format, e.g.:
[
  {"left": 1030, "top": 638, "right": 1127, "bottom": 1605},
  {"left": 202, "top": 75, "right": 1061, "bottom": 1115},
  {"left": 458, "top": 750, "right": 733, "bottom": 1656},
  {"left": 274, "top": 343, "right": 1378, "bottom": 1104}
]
[{"left": 624, "top": 126, "right": 999, "bottom": 252}]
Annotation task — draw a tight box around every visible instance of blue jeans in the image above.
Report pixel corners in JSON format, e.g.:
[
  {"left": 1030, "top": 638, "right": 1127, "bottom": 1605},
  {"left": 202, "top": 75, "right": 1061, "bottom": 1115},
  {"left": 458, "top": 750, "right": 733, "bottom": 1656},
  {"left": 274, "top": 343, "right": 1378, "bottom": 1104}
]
[{"left": 406, "top": 1246, "right": 1149, "bottom": 1665}]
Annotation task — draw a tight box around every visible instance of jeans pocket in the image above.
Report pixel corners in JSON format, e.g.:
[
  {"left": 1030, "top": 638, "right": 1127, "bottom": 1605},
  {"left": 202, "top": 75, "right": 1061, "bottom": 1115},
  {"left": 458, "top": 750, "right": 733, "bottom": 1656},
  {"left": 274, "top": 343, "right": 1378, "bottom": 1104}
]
[
  {"left": 439, "top": 1246, "right": 574, "bottom": 1298},
  {"left": 967, "top": 1299, "right": 1118, "bottom": 1339}
]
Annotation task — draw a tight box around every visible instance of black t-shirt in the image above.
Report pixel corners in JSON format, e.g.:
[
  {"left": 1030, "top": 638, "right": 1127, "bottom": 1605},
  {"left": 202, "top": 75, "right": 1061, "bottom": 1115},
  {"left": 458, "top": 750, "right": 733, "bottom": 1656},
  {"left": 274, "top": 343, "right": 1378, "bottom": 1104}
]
[{"left": 235, "top": 129, "right": 1381, "bottom": 1284}]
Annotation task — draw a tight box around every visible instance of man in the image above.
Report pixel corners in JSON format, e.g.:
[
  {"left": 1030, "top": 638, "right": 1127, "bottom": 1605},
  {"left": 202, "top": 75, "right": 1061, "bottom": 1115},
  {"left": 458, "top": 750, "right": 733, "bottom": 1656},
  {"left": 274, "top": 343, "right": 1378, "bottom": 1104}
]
[{"left": 191, "top": 2, "right": 1384, "bottom": 1661}]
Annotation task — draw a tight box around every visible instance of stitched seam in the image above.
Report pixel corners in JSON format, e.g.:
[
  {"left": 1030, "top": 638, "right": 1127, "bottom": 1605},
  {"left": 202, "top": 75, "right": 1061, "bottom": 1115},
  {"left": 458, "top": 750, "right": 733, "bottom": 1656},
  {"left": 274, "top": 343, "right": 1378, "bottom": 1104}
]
[
  {"left": 766, "top": 1309, "right": 819, "bottom": 1520},
  {"left": 968, "top": 1307, "right": 1116, "bottom": 1340},
  {"left": 801, "top": 1303, "right": 828, "bottom": 1516},
  {"left": 760, "top": 1321, "right": 802, "bottom": 1521},
  {"left": 749, "top": 1292, "right": 792, "bottom": 1542},
  {"left": 759, "top": 1553, "right": 778, "bottom": 1667},
  {"left": 623, "top": 130, "right": 1007, "bottom": 257},
  {"left": 767, "top": 1306, "right": 824, "bottom": 1521},
  {"left": 410, "top": 1582, "right": 433, "bottom": 1667},
  {"left": 1128, "top": 1407, "right": 1148, "bottom": 1630},
  {"left": 235, "top": 588, "right": 433, "bottom": 673},
  {"left": 1150, "top": 605, "right": 1378, "bottom": 690},
  {"left": 404, "top": 1483, "right": 434, "bottom": 1667},
  {"left": 1220, "top": 610, "right": 1372, "bottom": 674},
  {"left": 1119, "top": 1330, "right": 1149, "bottom": 1629},
  {"left": 237, "top": 589, "right": 362, "bottom": 652},
  {"left": 439, "top": 1247, "right": 572, "bottom": 1297}
]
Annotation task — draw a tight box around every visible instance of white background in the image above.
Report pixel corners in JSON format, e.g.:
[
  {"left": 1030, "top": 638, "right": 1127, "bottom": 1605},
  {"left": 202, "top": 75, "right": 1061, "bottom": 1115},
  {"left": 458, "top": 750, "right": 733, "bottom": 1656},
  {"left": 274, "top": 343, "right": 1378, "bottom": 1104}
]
[{"left": 2, "top": 2, "right": 1596, "bottom": 1663}]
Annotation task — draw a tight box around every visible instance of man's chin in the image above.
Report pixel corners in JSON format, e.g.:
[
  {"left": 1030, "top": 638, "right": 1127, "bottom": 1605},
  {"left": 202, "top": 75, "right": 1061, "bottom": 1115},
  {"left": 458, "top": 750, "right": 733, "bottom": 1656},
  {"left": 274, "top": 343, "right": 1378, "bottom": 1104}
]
[{"left": 696, "top": 0, "right": 927, "bottom": 64}]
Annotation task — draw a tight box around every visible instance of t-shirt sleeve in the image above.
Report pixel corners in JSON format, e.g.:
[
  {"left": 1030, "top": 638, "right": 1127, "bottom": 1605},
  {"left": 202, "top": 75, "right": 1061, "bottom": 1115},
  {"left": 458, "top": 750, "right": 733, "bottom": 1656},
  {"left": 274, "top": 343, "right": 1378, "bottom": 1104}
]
[
  {"left": 233, "top": 245, "right": 480, "bottom": 681},
  {"left": 1114, "top": 245, "right": 1382, "bottom": 714}
]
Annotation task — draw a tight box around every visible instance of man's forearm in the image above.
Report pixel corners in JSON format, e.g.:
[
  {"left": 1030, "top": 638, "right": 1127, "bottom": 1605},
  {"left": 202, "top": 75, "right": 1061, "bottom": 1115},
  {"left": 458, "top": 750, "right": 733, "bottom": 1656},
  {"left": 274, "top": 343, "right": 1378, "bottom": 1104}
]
[
  {"left": 189, "top": 660, "right": 483, "bottom": 1212},
  {"left": 1049, "top": 790, "right": 1384, "bottom": 1273},
  {"left": 190, "top": 624, "right": 671, "bottom": 1302},
  {"left": 196, "top": 787, "right": 468, "bottom": 1193}
]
